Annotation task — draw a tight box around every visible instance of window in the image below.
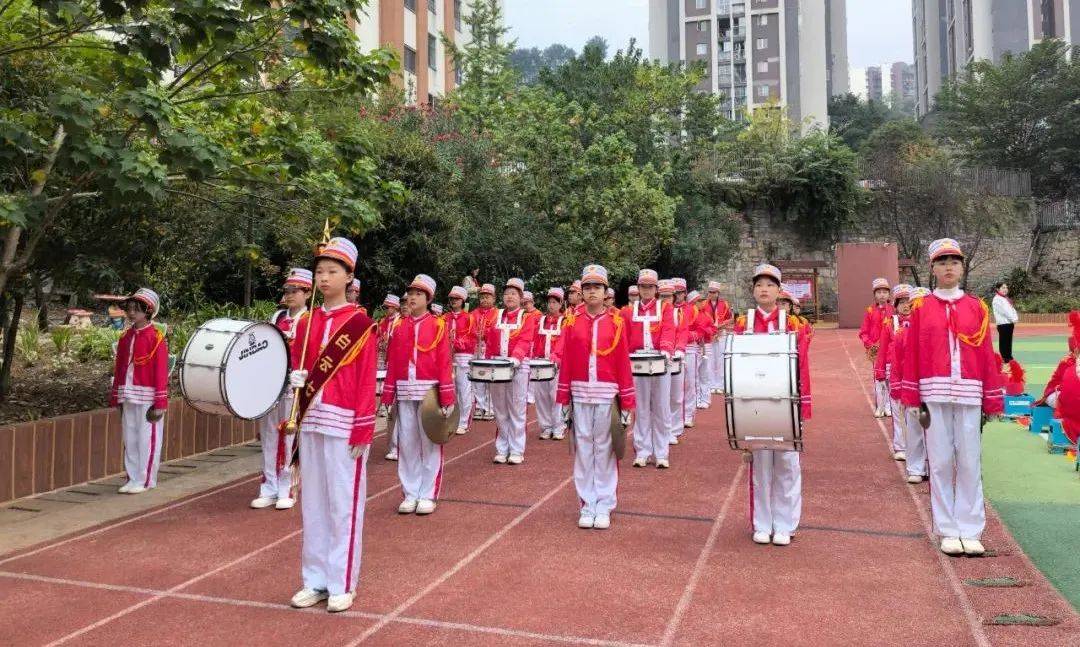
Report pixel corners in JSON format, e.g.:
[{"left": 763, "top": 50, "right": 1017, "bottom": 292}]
[
  {"left": 756, "top": 37, "right": 767, "bottom": 50},
  {"left": 757, "top": 61, "right": 768, "bottom": 73},
  {"left": 697, "top": 20, "right": 708, "bottom": 32},
  {"left": 428, "top": 34, "right": 438, "bottom": 70},
  {"left": 428, "top": 0, "right": 436, "bottom": 14},
  {"left": 405, "top": 0, "right": 416, "bottom": 12},
  {"left": 454, "top": 0, "right": 462, "bottom": 31},
  {"left": 756, "top": 85, "right": 770, "bottom": 98},
  {"left": 695, "top": 0, "right": 706, "bottom": 9},
  {"left": 404, "top": 45, "right": 417, "bottom": 73},
  {"left": 696, "top": 43, "right": 708, "bottom": 56},
  {"left": 758, "top": 14, "right": 768, "bottom": 26}
]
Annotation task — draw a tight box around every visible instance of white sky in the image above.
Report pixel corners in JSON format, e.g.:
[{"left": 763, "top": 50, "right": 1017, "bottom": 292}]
[{"left": 503, "top": 0, "right": 913, "bottom": 66}]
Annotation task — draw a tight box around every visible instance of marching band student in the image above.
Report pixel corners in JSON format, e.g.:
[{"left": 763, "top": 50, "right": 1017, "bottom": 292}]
[
  {"left": 557, "top": 264, "right": 636, "bottom": 530},
  {"left": 900, "top": 239, "right": 1003, "bottom": 557},
  {"left": 683, "top": 290, "right": 715, "bottom": 429},
  {"left": 484, "top": 278, "right": 537, "bottom": 464},
  {"left": 567, "top": 280, "right": 586, "bottom": 317},
  {"left": 522, "top": 291, "right": 542, "bottom": 405},
  {"left": 860, "top": 278, "right": 895, "bottom": 417},
  {"left": 346, "top": 278, "right": 361, "bottom": 306},
  {"left": 431, "top": 303, "right": 444, "bottom": 316},
  {"left": 471, "top": 283, "right": 499, "bottom": 421},
  {"left": 534, "top": 288, "right": 568, "bottom": 440},
  {"left": 628, "top": 285, "right": 639, "bottom": 305},
  {"left": 110, "top": 288, "right": 168, "bottom": 494},
  {"left": 874, "top": 284, "right": 913, "bottom": 462},
  {"left": 704, "top": 281, "right": 733, "bottom": 395},
  {"left": 377, "top": 294, "right": 402, "bottom": 460},
  {"left": 894, "top": 286, "right": 932, "bottom": 483},
  {"left": 381, "top": 274, "right": 455, "bottom": 516},
  {"left": 733, "top": 264, "right": 812, "bottom": 547},
  {"left": 623, "top": 269, "right": 676, "bottom": 468},
  {"left": 251, "top": 268, "right": 311, "bottom": 510},
  {"left": 662, "top": 279, "right": 689, "bottom": 445},
  {"left": 1038, "top": 311, "right": 1079, "bottom": 445},
  {"left": 605, "top": 288, "right": 616, "bottom": 309},
  {"left": 287, "top": 237, "right": 378, "bottom": 613},
  {"left": 691, "top": 291, "right": 713, "bottom": 411},
  {"left": 447, "top": 286, "right": 476, "bottom": 435},
  {"left": 523, "top": 291, "right": 537, "bottom": 315}
]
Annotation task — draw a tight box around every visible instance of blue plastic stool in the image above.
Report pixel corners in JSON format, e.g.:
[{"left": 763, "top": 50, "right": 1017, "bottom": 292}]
[
  {"left": 1003, "top": 393, "right": 1034, "bottom": 418},
  {"left": 1047, "top": 419, "right": 1072, "bottom": 454},
  {"left": 1030, "top": 406, "right": 1055, "bottom": 435}
]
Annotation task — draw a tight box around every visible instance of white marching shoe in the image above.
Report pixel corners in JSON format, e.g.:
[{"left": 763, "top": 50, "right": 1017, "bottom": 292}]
[
  {"left": 507, "top": 454, "right": 524, "bottom": 465},
  {"left": 892, "top": 451, "right": 906, "bottom": 461},
  {"left": 669, "top": 436, "right": 680, "bottom": 446},
  {"left": 906, "top": 474, "right": 925, "bottom": 484},
  {"left": 752, "top": 531, "right": 771, "bottom": 545},
  {"left": 552, "top": 431, "right": 565, "bottom": 440},
  {"left": 492, "top": 453, "right": 508, "bottom": 464},
  {"left": 684, "top": 420, "right": 695, "bottom": 428},
  {"left": 398, "top": 498, "right": 418, "bottom": 514},
  {"left": 961, "top": 538, "right": 985, "bottom": 556},
  {"left": 771, "top": 532, "right": 791, "bottom": 546},
  {"left": 275, "top": 497, "right": 295, "bottom": 510},
  {"left": 578, "top": 514, "right": 595, "bottom": 529},
  {"left": 250, "top": 496, "right": 276, "bottom": 509},
  {"left": 126, "top": 485, "right": 147, "bottom": 494},
  {"left": 384, "top": 450, "right": 398, "bottom": 461},
  {"left": 118, "top": 482, "right": 134, "bottom": 494},
  {"left": 455, "top": 427, "right": 468, "bottom": 435},
  {"left": 593, "top": 514, "right": 611, "bottom": 530},
  {"left": 940, "top": 537, "right": 964, "bottom": 555},
  {"left": 290, "top": 588, "right": 328, "bottom": 608},
  {"left": 415, "top": 499, "right": 436, "bottom": 515},
  {"left": 632, "top": 457, "right": 647, "bottom": 468},
  {"left": 656, "top": 459, "right": 670, "bottom": 469},
  {"left": 539, "top": 430, "right": 552, "bottom": 440},
  {"left": 326, "top": 592, "right": 355, "bottom": 613}
]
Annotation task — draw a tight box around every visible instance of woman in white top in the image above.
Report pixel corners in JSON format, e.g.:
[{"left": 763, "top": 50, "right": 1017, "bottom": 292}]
[{"left": 991, "top": 281, "right": 1019, "bottom": 362}]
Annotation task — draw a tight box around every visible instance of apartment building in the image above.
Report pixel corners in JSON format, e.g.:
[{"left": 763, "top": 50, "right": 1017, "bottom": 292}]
[
  {"left": 890, "top": 61, "right": 916, "bottom": 106},
  {"left": 649, "top": 0, "right": 848, "bottom": 129},
  {"left": 866, "top": 65, "right": 883, "bottom": 102},
  {"left": 351, "top": 0, "right": 498, "bottom": 106},
  {"left": 913, "top": 0, "right": 1079, "bottom": 118}
]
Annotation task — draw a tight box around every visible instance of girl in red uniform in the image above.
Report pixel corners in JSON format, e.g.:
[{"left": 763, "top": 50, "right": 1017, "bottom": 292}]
[
  {"left": 287, "top": 237, "right": 378, "bottom": 612},
  {"left": 900, "top": 238, "right": 1003, "bottom": 557},
  {"left": 683, "top": 290, "right": 716, "bottom": 429},
  {"left": 1038, "top": 311, "right": 1080, "bottom": 445},
  {"left": 377, "top": 294, "right": 402, "bottom": 460},
  {"left": 471, "top": 283, "right": 498, "bottom": 421},
  {"left": 110, "top": 288, "right": 168, "bottom": 494},
  {"left": 381, "top": 274, "right": 455, "bottom": 516},
  {"left": 874, "top": 284, "right": 913, "bottom": 463},
  {"left": 446, "top": 285, "right": 475, "bottom": 435},
  {"left": 484, "top": 278, "right": 537, "bottom": 464},
  {"left": 557, "top": 264, "right": 635, "bottom": 529},
  {"left": 623, "top": 269, "right": 676, "bottom": 468},
  {"left": 860, "top": 278, "right": 895, "bottom": 417},
  {"left": 534, "top": 287, "right": 568, "bottom": 440},
  {"left": 662, "top": 279, "right": 690, "bottom": 445}
]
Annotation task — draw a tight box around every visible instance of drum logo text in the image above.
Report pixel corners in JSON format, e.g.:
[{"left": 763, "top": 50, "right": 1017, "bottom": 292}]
[{"left": 238, "top": 333, "right": 270, "bottom": 361}]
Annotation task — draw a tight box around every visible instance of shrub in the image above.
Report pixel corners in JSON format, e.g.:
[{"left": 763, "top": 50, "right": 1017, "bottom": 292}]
[
  {"left": 76, "top": 328, "right": 123, "bottom": 363},
  {"left": 1016, "top": 294, "right": 1080, "bottom": 313},
  {"left": 16, "top": 323, "right": 41, "bottom": 367},
  {"left": 50, "top": 326, "right": 76, "bottom": 355}
]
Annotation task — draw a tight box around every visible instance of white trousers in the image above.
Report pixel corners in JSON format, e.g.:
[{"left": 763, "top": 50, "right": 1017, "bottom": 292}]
[
  {"left": 573, "top": 400, "right": 618, "bottom": 516},
  {"left": 121, "top": 402, "right": 163, "bottom": 488},
  {"left": 874, "top": 380, "right": 892, "bottom": 415},
  {"left": 697, "top": 348, "right": 711, "bottom": 406},
  {"left": 257, "top": 397, "right": 294, "bottom": 500},
  {"left": 533, "top": 376, "right": 564, "bottom": 436},
  {"left": 683, "top": 346, "right": 699, "bottom": 423},
  {"left": 491, "top": 368, "right": 529, "bottom": 456},
  {"left": 386, "top": 416, "right": 399, "bottom": 455},
  {"left": 474, "top": 379, "right": 491, "bottom": 414},
  {"left": 669, "top": 367, "right": 685, "bottom": 437},
  {"left": 924, "top": 402, "right": 985, "bottom": 539},
  {"left": 395, "top": 399, "right": 445, "bottom": 501},
  {"left": 633, "top": 373, "right": 671, "bottom": 461},
  {"left": 750, "top": 449, "right": 801, "bottom": 535},
  {"left": 453, "top": 355, "right": 474, "bottom": 431},
  {"left": 890, "top": 398, "right": 906, "bottom": 452},
  {"left": 709, "top": 336, "right": 725, "bottom": 390},
  {"left": 904, "top": 406, "right": 928, "bottom": 477},
  {"left": 300, "top": 434, "right": 369, "bottom": 596}
]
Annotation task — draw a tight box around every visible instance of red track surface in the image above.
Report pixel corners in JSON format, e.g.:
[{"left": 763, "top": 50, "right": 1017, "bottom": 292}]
[{"left": 2, "top": 329, "right": 1077, "bottom": 646}]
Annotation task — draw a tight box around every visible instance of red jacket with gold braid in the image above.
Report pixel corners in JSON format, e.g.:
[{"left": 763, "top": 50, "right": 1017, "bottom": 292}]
[
  {"left": 482, "top": 307, "right": 536, "bottom": 362},
  {"left": 686, "top": 302, "right": 718, "bottom": 346},
  {"left": 620, "top": 299, "right": 676, "bottom": 354},
  {"left": 380, "top": 312, "right": 455, "bottom": 407},
  {"left": 1041, "top": 354, "right": 1079, "bottom": 444},
  {"left": 733, "top": 308, "right": 812, "bottom": 419},
  {"left": 556, "top": 308, "right": 636, "bottom": 410},
  {"left": 446, "top": 309, "right": 476, "bottom": 355},
  {"left": 703, "top": 298, "right": 733, "bottom": 339},
  {"left": 532, "top": 313, "right": 568, "bottom": 364},
  {"left": 859, "top": 302, "right": 895, "bottom": 349},
  {"left": 874, "top": 313, "right": 909, "bottom": 382},
  {"left": 671, "top": 302, "right": 691, "bottom": 352},
  {"left": 110, "top": 324, "right": 169, "bottom": 410}
]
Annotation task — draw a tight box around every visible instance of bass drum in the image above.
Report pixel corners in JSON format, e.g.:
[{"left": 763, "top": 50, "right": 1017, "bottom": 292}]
[
  {"left": 723, "top": 332, "right": 803, "bottom": 452},
  {"left": 180, "top": 318, "right": 289, "bottom": 420}
]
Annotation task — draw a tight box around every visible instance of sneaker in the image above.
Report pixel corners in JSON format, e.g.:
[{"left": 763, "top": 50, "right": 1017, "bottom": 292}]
[
  {"left": 593, "top": 514, "right": 611, "bottom": 529},
  {"left": 250, "top": 496, "right": 276, "bottom": 509},
  {"left": 415, "top": 499, "right": 436, "bottom": 515},
  {"left": 397, "top": 498, "right": 418, "bottom": 514},
  {"left": 552, "top": 431, "right": 565, "bottom": 440},
  {"left": 656, "top": 459, "right": 670, "bottom": 469},
  {"left": 632, "top": 457, "right": 648, "bottom": 468},
  {"left": 752, "top": 531, "right": 771, "bottom": 545},
  {"left": 507, "top": 454, "right": 524, "bottom": 465},
  {"left": 961, "top": 538, "right": 985, "bottom": 556},
  {"left": 455, "top": 427, "right": 468, "bottom": 435},
  {"left": 669, "top": 437, "right": 680, "bottom": 446},
  {"left": 940, "top": 537, "right": 964, "bottom": 555},
  {"left": 384, "top": 450, "right": 398, "bottom": 461},
  {"left": 697, "top": 402, "right": 709, "bottom": 410},
  {"left": 493, "top": 454, "right": 508, "bottom": 464},
  {"left": 892, "top": 451, "right": 906, "bottom": 461},
  {"left": 326, "top": 592, "right": 355, "bottom": 613},
  {"left": 126, "top": 485, "right": 147, "bottom": 494},
  {"left": 684, "top": 420, "right": 695, "bottom": 428},
  {"left": 274, "top": 497, "right": 295, "bottom": 510},
  {"left": 539, "top": 430, "right": 552, "bottom": 440},
  {"left": 578, "top": 514, "right": 595, "bottom": 529},
  {"left": 906, "top": 474, "right": 925, "bottom": 484},
  {"left": 874, "top": 409, "right": 886, "bottom": 418},
  {"left": 290, "top": 588, "right": 328, "bottom": 608},
  {"left": 771, "top": 532, "right": 791, "bottom": 546},
  {"left": 118, "top": 481, "right": 133, "bottom": 494}
]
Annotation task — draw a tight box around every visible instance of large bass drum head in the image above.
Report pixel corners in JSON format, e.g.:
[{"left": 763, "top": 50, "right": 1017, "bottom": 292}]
[{"left": 223, "top": 322, "right": 288, "bottom": 419}]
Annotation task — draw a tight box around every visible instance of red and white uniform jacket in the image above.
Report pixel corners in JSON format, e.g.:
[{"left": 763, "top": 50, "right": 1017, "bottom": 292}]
[
  {"left": 734, "top": 308, "right": 812, "bottom": 419},
  {"left": 292, "top": 303, "right": 378, "bottom": 445},
  {"left": 446, "top": 309, "right": 477, "bottom": 356},
  {"left": 703, "top": 298, "right": 733, "bottom": 339},
  {"left": 471, "top": 305, "right": 498, "bottom": 353},
  {"left": 110, "top": 324, "right": 169, "bottom": 410},
  {"left": 1041, "top": 354, "right": 1079, "bottom": 444},
  {"left": 556, "top": 309, "right": 636, "bottom": 409},
  {"left": 859, "top": 302, "right": 895, "bottom": 349},
  {"left": 377, "top": 312, "right": 400, "bottom": 345},
  {"left": 532, "top": 313, "right": 567, "bottom": 364},
  {"left": 620, "top": 299, "right": 675, "bottom": 355},
  {"left": 523, "top": 310, "right": 543, "bottom": 358},
  {"left": 483, "top": 307, "right": 536, "bottom": 362},
  {"left": 670, "top": 302, "right": 691, "bottom": 352},
  {"left": 686, "top": 303, "right": 718, "bottom": 347},
  {"left": 272, "top": 308, "right": 306, "bottom": 369},
  {"left": 381, "top": 312, "right": 455, "bottom": 407},
  {"left": 570, "top": 303, "right": 586, "bottom": 317},
  {"left": 874, "top": 313, "right": 909, "bottom": 383},
  {"left": 899, "top": 291, "right": 1003, "bottom": 415}
]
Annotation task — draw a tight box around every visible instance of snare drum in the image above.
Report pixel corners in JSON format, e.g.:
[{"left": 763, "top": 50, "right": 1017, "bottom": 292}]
[
  {"left": 630, "top": 351, "right": 667, "bottom": 376},
  {"left": 376, "top": 369, "right": 387, "bottom": 396},
  {"left": 468, "top": 358, "right": 515, "bottom": 383},
  {"left": 179, "top": 318, "right": 289, "bottom": 420},
  {"left": 668, "top": 355, "right": 683, "bottom": 375},
  {"left": 528, "top": 359, "right": 556, "bottom": 382},
  {"left": 723, "top": 332, "right": 802, "bottom": 451}
]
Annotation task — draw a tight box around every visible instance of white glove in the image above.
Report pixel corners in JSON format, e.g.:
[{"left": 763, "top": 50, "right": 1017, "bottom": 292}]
[
  {"left": 349, "top": 444, "right": 363, "bottom": 459},
  {"left": 674, "top": 350, "right": 684, "bottom": 360},
  {"left": 661, "top": 351, "right": 671, "bottom": 361},
  {"left": 510, "top": 358, "right": 521, "bottom": 369},
  {"left": 1046, "top": 390, "right": 1060, "bottom": 408},
  {"left": 289, "top": 369, "right": 309, "bottom": 389},
  {"left": 440, "top": 405, "right": 454, "bottom": 418}
]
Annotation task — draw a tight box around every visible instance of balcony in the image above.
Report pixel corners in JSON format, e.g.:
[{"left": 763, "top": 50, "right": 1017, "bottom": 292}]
[{"left": 716, "top": 50, "right": 745, "bottom": 64}]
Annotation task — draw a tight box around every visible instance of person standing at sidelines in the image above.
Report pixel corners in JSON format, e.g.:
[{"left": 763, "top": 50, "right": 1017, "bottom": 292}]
[
  {"left": 251, "top": 268, "right": 311, "bottom": 510},
  {"left": 703, "top": 282, "right": 732, "bottom": 395},
  {"left": 484, "top": 278, "right": 536, "bottom": 464},
  {"left": 471, "top": 283, "right": 498, "bottom": 421},
  {"left": 533, "top": 287, "right": 568, "bottom": 440},
  {"left": 991, "top": 281, "right": 1019, "bottom": 362},
  {"left": 557, "top": 264, "right": 635, "bottom": 530},
  {"left": 446, "top": 286, "right": 476, "bottom": 435},
  {"left": 860, "top": 278, "right": 895, "bottom": 418},
  {"left": 623, "top": 269, "right": 675, "bottom": 468}
]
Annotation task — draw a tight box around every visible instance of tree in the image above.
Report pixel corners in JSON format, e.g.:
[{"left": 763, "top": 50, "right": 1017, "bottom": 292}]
[
  {"left": 936, "top": 39, "right": 1080, "bottom": 199},
  {"left": 828, "top": 93, "right": 903, "bottom": 151},
  {"left": 442, "top": 0, "right": 518, "bottom": 133},
  {"left": 508, "top": 43, "right": 576, "bottom": 85}
]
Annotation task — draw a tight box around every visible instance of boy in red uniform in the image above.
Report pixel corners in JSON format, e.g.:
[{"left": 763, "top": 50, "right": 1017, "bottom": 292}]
[
  {"left": 893, "top": 286, "right": 932, "bottom": 483},
  {"left": 704, "top": 281, "right": 733, "bottom": 395},
  {"left": 446, "top": 286, "right": 475, "bottom": 435},
  {"left": 377, "top": 294, "right": 402, "bottom": 459},
  {"left": 623, "top": 269, "right": 676, "bottom": 468},
  {"left": 484, "top": 278, "right": 537, "bottom": 464},
  {"left": 287, "top": 237, "right": 378, "bottom": 612},
  {"left": 557, "top": 264, "right": 635, "bottom": 529},
  {"left": 534, "top": 287, "right": 568, "bottom": 440},
  {"left": 381, "top": 274, "right": 455, "bottom": 516},
  {"left": 662, "top": 279, "right": 690, "bottom": 445},
  {"left": 110, "top": 288, "right": 168, "bottom": 494},
  {"left": 346, "top": 278, "right": 361, "bottom": 305},
  {"left": 733, "top": 264, "right": 812, "bottom": 546},
  {"left": 252, "top": 268, "right": 311, "bottom": 510},
  {"left": 874, "top": 284, "right": 913, "bottom": 463},
  {"left": 628, "top": 284, "right": 639, "bottom": 305},
  {"left": 683, "top": 290, "right": 715, "bottom": 428},
  {"left": 567, "top": 280, "right": 586, "bottom": 316},
  {"left": 471, "top": 283, "right": 498, "bottom": 421},
  {"left": 860, "top": 278, "right": 895, "bottom": 417},
  {"left": 1038, "top": 311, "right": 1080, "bottom": 445},
  {"left": 900, "top": 239, "right": 1003, "bottom": 557}
]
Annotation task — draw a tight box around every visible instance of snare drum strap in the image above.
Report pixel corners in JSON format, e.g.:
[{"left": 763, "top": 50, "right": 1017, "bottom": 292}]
[{"left": 295, "top": 311, "right": 376, "bottom": 427}]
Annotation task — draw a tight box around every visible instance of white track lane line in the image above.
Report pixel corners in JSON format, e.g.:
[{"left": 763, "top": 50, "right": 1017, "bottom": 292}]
[{"left": 837, "top": 330, "right": 991, "bottom": 647}]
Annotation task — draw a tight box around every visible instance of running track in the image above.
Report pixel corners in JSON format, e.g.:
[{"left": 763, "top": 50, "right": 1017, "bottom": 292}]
[{"left": 1, "top": 329, "right": 1077, "bottom": 646}]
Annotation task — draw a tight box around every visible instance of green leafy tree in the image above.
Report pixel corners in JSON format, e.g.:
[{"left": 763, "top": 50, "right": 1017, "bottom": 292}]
[
  {"left": 508, "top": 43, "right": 576, "bottom": 85},
  {"left": 828, "top": 93, "right": 903, "bottom": 151},
  {"left": 442, "top": 0, "right": 518, "bottom": 133}
]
